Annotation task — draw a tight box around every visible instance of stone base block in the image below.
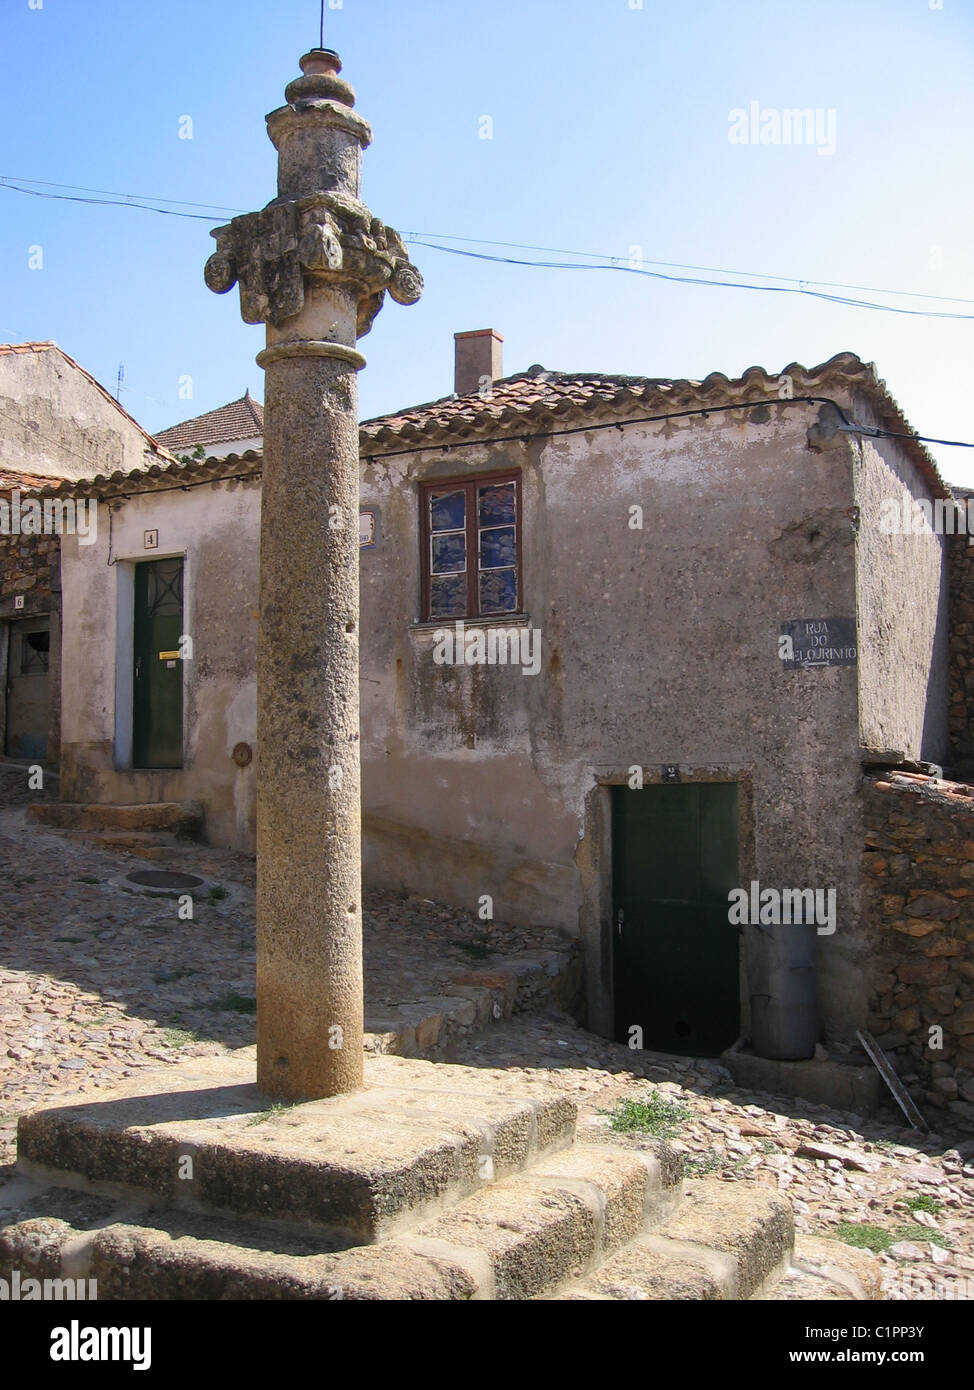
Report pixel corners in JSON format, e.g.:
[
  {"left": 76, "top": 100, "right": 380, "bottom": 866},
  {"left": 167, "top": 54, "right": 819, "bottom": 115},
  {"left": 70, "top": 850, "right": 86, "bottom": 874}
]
[
  {"left": 721, "top": 1046, "right": 883, "bottom": 1116},
  {"left": 14, "top": 1049, "right": 576, "bottom": 1245}
]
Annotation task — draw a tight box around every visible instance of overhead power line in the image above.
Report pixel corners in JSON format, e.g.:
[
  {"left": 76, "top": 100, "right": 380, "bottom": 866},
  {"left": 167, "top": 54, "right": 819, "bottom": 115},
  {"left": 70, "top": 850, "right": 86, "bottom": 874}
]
[
  {"left": 2, "top": 174, "right": 971, "bottom": 321},
  {"left": 403, "top": 231, "right": 974, "bottom": 308},
  {"left": 0, "top": 176, "right": 247, "bottom": 215},
  {"left": 0, "top": 177, "right": 234, "bottom": 221},
  {"left": 405, "top": 239, "right": 974, "bottom": 322}
]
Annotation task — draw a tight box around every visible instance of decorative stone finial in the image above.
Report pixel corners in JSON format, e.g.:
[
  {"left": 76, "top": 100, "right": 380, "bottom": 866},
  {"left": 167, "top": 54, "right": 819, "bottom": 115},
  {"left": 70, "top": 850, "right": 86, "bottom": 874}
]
[
  {"left": 284, "top": 48, "right": 355, "bottom": 108},
  {"left": 204, "top": 50, "right": 422, "bottom": 351}
]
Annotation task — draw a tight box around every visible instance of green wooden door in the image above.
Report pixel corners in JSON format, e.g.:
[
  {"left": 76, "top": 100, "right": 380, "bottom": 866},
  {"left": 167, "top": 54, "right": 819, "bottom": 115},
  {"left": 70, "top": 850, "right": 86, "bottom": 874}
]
[
  {"left": 612, "top": 783, "right": 739, "bottom": 1057},
  {"left": 133, "top": 558, "right": 183, "bottom": 769}
]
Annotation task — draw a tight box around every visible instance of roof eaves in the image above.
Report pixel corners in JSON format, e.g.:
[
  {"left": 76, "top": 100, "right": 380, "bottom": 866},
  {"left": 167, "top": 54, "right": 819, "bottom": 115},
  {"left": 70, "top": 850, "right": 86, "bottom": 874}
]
[
  {"left": 0, "top": 468, "right": 59, "bottom": 491},
  {"left": 35, "top": 449, "right": 263, "bottom": 501},
  {"left": 358, "top": 352, "right": 950, "bottom": 498}
]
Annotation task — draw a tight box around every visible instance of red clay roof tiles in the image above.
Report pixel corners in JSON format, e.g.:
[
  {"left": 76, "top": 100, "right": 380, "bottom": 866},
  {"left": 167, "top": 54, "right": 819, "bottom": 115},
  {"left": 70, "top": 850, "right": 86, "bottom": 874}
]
[{"left": 155, "top": 392, "right": 264, "bottom": 451}]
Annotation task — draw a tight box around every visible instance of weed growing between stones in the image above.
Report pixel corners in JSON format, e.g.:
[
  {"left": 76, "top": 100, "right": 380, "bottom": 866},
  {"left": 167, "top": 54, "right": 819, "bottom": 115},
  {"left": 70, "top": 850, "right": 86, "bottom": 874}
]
[
  {"left": 153, "top": 968, "right": 200, "bottom": 985},
  {"left": 906, "top": 1193, "right": 943, "bottom": 1216},
  {"left": 604, "top": 1091, "right": 691, "bottom": 1137},
  {"left": 247, "top": 1101, "right": 294, "bottom": 1126},
  {"left": 835, "top": 1220, "right": 951, "bottom": 1253},
  {"left": 834, "top": 1222, "right": 893, "bottom": 1253},
  {"left": 684, "top": 1149, "right": 726, "bottom": 1176},
  {"left": 162, "top": 1027, "right": 203, "bottom": 1048},
  {"left": 210, "top": 993, "right": 257, "bottom": 1015},
  {"left": 896, "top": 1222, "right": 950, "bottom": 1249},
  {"left": 450, "top": 935, "right": 491, "bottom": 961}
]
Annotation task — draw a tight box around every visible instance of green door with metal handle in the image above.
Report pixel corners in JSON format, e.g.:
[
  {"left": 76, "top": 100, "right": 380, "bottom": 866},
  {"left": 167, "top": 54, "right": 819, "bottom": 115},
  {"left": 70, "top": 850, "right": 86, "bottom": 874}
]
[
  {"left": 133, "top": 558, "right": 183, "bottom": 769},
  {"left": 612, "top": 782, "right": 739, "bottom": 1057}
]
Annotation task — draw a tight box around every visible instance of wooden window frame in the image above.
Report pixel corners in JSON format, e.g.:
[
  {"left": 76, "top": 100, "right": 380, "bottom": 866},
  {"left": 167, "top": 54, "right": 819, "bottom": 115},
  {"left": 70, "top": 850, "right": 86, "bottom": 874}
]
[{"left": 420, "top": 469, "right": 523, "bottom": 622}]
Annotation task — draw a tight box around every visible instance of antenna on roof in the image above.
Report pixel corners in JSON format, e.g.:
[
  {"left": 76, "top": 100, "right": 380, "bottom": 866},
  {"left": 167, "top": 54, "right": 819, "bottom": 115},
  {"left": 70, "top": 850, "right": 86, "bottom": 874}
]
[
  {"left": 116, "top": 363, "right": 124, "bottom": 401},
  {"left": 319, "top": 0, "right": 325, "bottom": 49}
]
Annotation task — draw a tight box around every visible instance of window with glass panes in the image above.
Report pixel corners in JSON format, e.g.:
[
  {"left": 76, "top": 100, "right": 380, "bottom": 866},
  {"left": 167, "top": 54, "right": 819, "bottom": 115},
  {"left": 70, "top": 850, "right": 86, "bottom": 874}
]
[{"left": 420, "top": 473, "right": 522, "bottom": 621}]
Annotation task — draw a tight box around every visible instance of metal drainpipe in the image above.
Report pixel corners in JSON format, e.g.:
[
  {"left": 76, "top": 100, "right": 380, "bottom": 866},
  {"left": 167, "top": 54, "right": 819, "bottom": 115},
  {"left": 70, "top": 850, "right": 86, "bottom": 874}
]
[{"left": 749, "top": 919, "right": 818, "bottom": 1060}]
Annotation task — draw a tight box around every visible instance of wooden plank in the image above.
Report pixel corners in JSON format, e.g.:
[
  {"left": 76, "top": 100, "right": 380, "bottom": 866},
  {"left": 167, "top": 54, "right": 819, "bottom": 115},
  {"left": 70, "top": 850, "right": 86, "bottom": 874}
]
[{"left": 857, "top": 1029, "right": 929, "bottom": 1132}]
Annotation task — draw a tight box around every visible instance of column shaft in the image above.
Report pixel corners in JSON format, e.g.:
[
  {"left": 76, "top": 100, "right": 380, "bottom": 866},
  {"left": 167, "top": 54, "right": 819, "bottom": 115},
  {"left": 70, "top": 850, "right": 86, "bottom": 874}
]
[{"left": 256, "top": 354, "right": 363, "bottom": 1099}]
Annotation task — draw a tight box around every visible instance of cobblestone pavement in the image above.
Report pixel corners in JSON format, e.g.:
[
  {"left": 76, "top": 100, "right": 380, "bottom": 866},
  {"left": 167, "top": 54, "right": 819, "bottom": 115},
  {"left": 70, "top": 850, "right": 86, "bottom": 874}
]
[
  {"left": 1, "top": 776, "right": 972, "bottom": 1301},
  {"left": 0, "top": 787, "right": 575, "bottom": 1154}
]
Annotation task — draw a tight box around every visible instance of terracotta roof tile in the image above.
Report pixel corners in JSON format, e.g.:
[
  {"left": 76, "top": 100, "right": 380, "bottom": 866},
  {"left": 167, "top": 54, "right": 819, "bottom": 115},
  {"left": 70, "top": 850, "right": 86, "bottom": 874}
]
[
  {"left": 0, "top": 341, "right": 57, "bottom": 356},
  {"left": 0, "top": 468, "right": 55, "bottom": 490},
  {"left": 881, "top": 771, "right": 974, "bottom": 804},
  {"left": 359, "top": 352, "right": 947, "bottom": 497},
  {"left": 34, "top": 351, "right": 950, "bottom": 505},
  {"left": 155, "top": 392, "right": 264, "bottom": 451},
  {"left": 35, "top": 451, "right": 263, "bottom": 501}
]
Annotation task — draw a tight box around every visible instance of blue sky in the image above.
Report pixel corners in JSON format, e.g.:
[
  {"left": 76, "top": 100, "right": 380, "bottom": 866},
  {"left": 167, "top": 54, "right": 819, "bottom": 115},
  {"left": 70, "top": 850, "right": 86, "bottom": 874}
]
[{"left": 2, "top": 0, "right": 972, "bottom": 483}]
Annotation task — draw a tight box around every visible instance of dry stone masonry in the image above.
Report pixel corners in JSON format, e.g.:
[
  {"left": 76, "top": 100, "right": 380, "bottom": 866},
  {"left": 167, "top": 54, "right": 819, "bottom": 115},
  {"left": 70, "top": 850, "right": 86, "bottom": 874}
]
[{"left": 863, "top": 771, "right": 974, "bottom": 1125}]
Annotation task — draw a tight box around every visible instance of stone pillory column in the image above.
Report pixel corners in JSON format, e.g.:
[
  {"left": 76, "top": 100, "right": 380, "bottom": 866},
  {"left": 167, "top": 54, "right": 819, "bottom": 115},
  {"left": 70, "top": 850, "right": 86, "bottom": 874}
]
[{"left": 204, "top": 49, "right": 422, "bottom": 1099}]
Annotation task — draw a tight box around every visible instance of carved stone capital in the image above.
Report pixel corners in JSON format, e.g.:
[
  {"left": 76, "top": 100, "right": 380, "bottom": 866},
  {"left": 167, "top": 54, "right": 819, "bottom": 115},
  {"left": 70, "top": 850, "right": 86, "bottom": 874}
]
[{"left": 205, "top": 191, "right": 422, "bottom": 337}]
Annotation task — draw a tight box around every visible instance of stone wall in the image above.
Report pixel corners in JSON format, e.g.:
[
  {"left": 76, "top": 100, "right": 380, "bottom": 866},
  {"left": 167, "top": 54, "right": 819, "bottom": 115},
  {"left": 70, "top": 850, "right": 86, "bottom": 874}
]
[
  {"left": 853, "top": 414, "right": 949, "bottom": 765},
  {"left": 863, "top": 771, "right": 974, "bottom": 1126},
  {"left": 0, "top": 528, "right": 59, "bottom": 616},
  {"left": 0, "top": 345, "right": 164, "bottom": 481},
  {"left": 948, "top": 513, "right": 974, "bottom": 773}
]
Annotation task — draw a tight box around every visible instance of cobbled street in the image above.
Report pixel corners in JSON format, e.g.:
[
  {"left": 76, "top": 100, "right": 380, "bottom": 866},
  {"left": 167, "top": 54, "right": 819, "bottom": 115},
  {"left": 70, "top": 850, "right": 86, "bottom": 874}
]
[{"left": 1, "top": 775, "right": 972, "bottom": 1302}]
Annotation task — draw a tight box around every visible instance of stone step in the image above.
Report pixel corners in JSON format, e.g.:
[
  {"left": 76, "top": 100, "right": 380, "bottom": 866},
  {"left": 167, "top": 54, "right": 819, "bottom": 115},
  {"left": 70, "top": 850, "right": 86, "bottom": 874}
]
[
  {"left": 556, "top": 1179, "right": 794, "bottom": 1300},
  {"left": 0, "top": 1140, "right": 682, "bottom": 1301},
  {"left": 405, "top": 1142, "right": 682, "bottom": 1299},
  {"left": 0, "top": 1139, "right": 881, "bottom": 1303},
  {"left": 28, "top": 801, "right": 204, "bottom": 839},
  {"left": 69, "top": 829, "right": 189, "bottom": 861},
  {"left": 755, "top": 1235, "right": 883, "bottom": 1301},
  {"left": 364, "top": 951, "right": 580, "bottom": 1061},
  {"left": 1, "top": 1047, "right": 881, "bottom": 1302},
  {"left": 12, "top": 1052, "right": 578, "bottom": 1245}
]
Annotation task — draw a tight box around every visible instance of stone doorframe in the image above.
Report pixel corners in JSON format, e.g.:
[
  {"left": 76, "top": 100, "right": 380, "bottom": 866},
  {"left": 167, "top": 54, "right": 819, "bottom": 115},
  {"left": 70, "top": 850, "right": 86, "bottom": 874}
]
[
  {"left": 577, "top": 766, "right": 757, "bottom": 1047},
  {"left": 113, "top": 550, "right": 188, "bottom": 771}
]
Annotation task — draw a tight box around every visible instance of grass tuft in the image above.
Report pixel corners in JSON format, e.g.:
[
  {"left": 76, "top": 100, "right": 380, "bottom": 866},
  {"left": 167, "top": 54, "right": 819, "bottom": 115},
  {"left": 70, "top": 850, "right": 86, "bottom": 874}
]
[
  {"left": 603, "top": 1091, "right": 691, "bottom": 1138},
  {"left": 210, "top": 993, "right": 257, "bottom": 1015},
  {"left": 834, "top": 1222, "right": 893, "bottom": 1253},
  {"left": 906, "top": 1193, "right": 942, "bottom": 1216},
  {"left": 161, "top": 1026, "right": 203, "bottom": 1048},
  {"left": 247, "top": 1101, "right": 293, "bottom": 1126},
  {"left": 684, "top": 1149, "right": 726, "bottom": 1176}
]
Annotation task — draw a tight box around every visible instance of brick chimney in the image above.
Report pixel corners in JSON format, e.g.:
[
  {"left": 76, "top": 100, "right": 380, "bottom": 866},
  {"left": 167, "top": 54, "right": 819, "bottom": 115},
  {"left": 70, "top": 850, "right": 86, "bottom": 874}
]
[{"left": 454, "top": 329, "right": 503, "bottom": 397}]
